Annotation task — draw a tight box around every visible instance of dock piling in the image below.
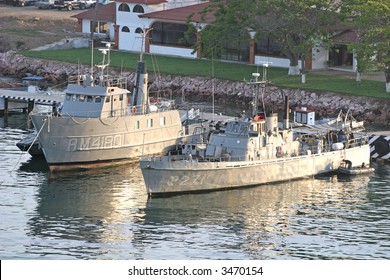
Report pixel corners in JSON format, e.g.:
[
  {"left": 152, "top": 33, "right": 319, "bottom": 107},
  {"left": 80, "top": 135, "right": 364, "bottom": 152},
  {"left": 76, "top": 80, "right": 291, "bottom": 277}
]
[{"left": 28, "top": 100, "right": 34, "bottom": 114}]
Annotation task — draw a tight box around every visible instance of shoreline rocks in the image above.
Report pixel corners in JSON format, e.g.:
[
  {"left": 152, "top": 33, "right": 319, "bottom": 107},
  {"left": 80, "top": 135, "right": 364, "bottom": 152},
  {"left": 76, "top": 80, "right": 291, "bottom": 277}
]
[{"left": 0, "top": 51, "right": 389, "bottom": 128}]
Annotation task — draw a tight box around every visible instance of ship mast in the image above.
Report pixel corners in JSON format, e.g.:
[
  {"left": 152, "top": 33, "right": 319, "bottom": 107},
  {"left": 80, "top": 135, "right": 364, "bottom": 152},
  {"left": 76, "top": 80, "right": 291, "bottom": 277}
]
[
  {"left": 247, "top": 63, "right": 269, "bottom": 118},
  {"left": 96, "top": 42, "right": 113, "bottom": 86},
  {"left": 132, "top": 28, "right": 153, "bottom": 114}
]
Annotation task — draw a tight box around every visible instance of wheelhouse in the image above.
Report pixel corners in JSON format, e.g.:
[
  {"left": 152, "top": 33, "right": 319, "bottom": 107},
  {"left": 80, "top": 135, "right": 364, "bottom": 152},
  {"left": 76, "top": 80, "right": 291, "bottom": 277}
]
[{"left": 61, "top": 84, "right": 130, "bottom": 118}]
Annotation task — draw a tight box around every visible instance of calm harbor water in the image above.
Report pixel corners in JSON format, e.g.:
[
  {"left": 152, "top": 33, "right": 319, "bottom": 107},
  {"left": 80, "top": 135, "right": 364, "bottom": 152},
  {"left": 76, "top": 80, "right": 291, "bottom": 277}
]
[{"left": 1, "top": 113, "right": 390, "bottom": 260}]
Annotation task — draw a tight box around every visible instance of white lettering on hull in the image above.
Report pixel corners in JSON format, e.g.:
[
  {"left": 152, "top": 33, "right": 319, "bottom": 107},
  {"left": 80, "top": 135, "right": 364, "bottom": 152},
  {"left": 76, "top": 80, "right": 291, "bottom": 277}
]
[
  {"left": 165, "top": 173, "right": 208, "bottom": 188},
  {"left": 67, "top": 134, "right": 124, "bottom": 151}
]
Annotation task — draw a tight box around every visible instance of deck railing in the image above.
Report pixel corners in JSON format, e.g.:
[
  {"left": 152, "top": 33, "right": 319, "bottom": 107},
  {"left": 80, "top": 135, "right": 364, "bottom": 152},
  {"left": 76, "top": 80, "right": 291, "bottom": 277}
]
[
  {"left": 143, "top": 135, "right": 370, "bottom": 163},
  {"left": 42, "top": 102, "right": 176, "bottom": 118},
  {"left": 68, "top": 75, "right": 128, "bottom": 89}
]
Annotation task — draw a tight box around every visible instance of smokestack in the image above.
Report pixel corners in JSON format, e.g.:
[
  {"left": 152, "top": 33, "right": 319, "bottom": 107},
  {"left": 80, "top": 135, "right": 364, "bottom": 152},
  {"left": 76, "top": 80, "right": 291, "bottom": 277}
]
[
  {"left": 132, "top": 61, "right": 148, "bottom": 114},
  {"left": 283, "top": 95, "right": 289, "bottom": 129}
]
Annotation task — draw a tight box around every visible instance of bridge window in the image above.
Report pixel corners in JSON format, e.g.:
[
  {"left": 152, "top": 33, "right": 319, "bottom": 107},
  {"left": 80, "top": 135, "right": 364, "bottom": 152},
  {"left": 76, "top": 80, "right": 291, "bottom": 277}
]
[
  {"left": 119, "top": 94, "right": 123, "bottom": 101},
  {"left": 133, "top": 5, "right": 144, "bottom": 13},
  {"left": 122, "top": 26, "right": 130, "bottom": 33},
  {"left": 95, "top": 96, "right": 102, "bottom": 103},
  {"left": 66, "top": 94, "right": 78, "bottom": 102},
  {"left": 79, "top": 95, "right": 85, "bottom": 102},
  {"left": 105, "top": 96, "right": 110, "bottom": 103},
  {"left": 135, "top": 27, "right": 143, "bottom": 34},
  {"left": 87, "top": 96, "right": 93, "bottom": 102},
  {"left": 135, "top": 120, "right": 140, "bottom": 130},
  {"left": 160, "top": 116, "right": 166, "bottom": 126},
  {"left": 147, "top": 118, "right": 153, "bottom": 128},
  {"left": 118, "top": 3, "right": 130, "bottom": 12}
]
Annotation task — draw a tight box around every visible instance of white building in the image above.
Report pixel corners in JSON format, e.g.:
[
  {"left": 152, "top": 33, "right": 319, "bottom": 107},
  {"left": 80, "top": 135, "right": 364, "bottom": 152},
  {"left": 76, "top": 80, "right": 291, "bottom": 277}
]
[{"left": 72, "top": 0, "right": 356, "bottom": 71}]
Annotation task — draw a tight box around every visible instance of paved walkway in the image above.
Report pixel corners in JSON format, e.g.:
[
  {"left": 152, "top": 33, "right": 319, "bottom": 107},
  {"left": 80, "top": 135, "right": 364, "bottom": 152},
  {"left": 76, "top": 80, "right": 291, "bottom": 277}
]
[{"left": 312, "top": 68, "right": 386, "bottom": 82}]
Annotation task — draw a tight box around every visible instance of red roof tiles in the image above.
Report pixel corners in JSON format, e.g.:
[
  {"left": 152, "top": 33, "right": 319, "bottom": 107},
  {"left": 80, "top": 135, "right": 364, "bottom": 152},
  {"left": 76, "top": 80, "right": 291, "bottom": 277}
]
[
  {"left": 331, "top": 30, "right": 358, "bottom": 44},
  {"left": 119, "top": 0, "right": 167, "bottom": 4},
  {"left": 71, "top": 2, "right": 117, "bottom": 22},
  {"left": 140, "top": 2, "right": 214, "bottom": 23}
]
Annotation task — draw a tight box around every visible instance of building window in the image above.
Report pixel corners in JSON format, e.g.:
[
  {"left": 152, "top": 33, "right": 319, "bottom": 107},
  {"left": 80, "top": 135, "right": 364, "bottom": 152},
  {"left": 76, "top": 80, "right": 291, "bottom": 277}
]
[
  {"left": 99, "top": 22, "right": 107, "bottom": 34},
  {"left": 221, "top": 43, "right": 249, "bottom": 62},
  {"left": 329, "top": 44, "right": 353, "bottom": 66},
  {"left": 211, "top": 31, "right": 249, "bottom": 62},
  {"left": 133, "top": 5, "right": 144, "bottom": 13},
  {"left": 135, "top": 27, "right": 143, "bottom": 34},
  {"left": 255, "top": 35, "right": 286, "bottom": 58},
  {"left": 122, "top": 26, "right": 130, "bottom": 33},
  {"left": 118, "top": 3, "right": 130, "bottom": 12},
  {"left": 90, "top": 21, "right": 108, "bottom": 34},
  {"left": 90, "top": 21, "right": 97, "bottom": 33},
  {"left": 151, "top": 22, "right": 196, "bottom": 47}
]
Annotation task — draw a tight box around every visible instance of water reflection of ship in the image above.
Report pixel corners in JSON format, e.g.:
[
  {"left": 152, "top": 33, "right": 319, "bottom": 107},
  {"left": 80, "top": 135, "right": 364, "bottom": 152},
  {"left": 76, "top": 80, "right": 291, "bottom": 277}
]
[
  {"left": 26, "top": 165, "right": 148, "bottom": 258},
  {"left": 143, "top": 176, "right": 370, "bottom": 223},
  {"left": 19, "top": 156, "right": 49, "bottom": 173},
  {"left": 137, "top": 176, "right": 371, "bottom": 259},
  {"left": 24, "top": 164, "right": 372, "bottom": 259}
]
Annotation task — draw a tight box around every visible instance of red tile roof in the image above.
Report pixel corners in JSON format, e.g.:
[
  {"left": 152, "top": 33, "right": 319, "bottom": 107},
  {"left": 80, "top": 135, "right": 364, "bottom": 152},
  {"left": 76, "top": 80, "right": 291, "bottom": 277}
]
[
  {"left": 71, "top": 2, "right": 117, "bottom": 22},
  {"left": 331, "top": 29, "right": 358, "bottom": 44},
  {"left": 119, "top": 0, "right": 167, "bottom": 4},
  {"left": 139, "top": 2, "right": 214, "bottom": 23}
]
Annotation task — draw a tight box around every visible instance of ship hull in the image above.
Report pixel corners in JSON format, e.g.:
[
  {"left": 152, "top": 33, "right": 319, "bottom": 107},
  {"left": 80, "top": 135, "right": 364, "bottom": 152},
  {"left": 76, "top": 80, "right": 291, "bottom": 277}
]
[
  {"left": 31, "top": 110, "right": 200, "bottom": 171},
  {"left": 140, "top": 144, "right": 371, "bottom": 196}
]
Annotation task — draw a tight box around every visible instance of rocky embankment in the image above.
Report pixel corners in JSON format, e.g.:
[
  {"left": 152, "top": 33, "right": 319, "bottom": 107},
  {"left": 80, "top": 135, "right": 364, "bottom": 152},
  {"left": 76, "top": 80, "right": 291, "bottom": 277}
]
[{"left": 1, "top": 51, "right": 389, "bottom": 128}]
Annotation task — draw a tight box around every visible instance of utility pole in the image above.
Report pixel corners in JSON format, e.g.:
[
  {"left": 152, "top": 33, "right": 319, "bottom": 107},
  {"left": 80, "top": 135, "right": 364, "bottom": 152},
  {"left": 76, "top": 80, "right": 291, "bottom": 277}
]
[{"left": 90, "top": 0, "right": 99, "bottom": 40}]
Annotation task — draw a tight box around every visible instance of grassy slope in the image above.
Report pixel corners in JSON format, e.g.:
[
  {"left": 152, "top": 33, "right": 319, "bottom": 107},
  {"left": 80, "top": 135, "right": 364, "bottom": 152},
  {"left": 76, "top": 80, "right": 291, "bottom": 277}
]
[{"left": 21, "top": 48, "right": 388, "bottom": 98}]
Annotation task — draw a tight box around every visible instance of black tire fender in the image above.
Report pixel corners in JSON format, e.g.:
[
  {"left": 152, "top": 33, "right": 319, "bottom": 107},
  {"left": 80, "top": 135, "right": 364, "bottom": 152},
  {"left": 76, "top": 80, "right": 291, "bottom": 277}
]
[{"left": 374, "top": 137, "right": 390, "bottom": 157}]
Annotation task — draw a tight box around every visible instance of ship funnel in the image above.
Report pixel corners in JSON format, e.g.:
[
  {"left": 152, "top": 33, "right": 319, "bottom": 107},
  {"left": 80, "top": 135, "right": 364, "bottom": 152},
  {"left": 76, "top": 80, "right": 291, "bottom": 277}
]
[
  {"left": 132, "top": 61, "right": 149, "bottom": 114},
  {"left": 283, "top": 95, "right": 289, "bottom": 129},
  {"left": 267, "top": 113, "right": 278, "bottom": 135}
]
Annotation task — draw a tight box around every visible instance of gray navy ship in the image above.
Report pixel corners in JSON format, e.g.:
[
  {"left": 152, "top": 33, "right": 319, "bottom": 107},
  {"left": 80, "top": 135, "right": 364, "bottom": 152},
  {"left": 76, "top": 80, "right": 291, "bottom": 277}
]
[
  {"left": 29, "top": 43, "right": 211, "bottom": 171},
  {"left": 140, "top": 73, "right": 372, "bottom": 197}
]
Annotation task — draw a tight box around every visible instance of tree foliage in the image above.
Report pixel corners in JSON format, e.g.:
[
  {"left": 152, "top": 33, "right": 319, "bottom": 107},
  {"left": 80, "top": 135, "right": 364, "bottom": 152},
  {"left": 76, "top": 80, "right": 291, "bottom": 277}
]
[
  {"left": 187, "top": 0, "right": 259, "bottom": 58},
  {"left": 193, "top": 0, "right": 342, "bottom": 75},
  {"left": 342, "top": 0, "right": 390, "bottom": 90},
  {"left": 190, "top": 0, "right": 389, "bottom": 90}
]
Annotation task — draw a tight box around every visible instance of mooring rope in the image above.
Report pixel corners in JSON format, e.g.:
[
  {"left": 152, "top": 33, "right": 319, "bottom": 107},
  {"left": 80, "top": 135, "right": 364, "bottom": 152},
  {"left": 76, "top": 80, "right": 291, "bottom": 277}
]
[
  {"left": 25, "top": 118, "right": 47, "bottom": 154},
  {"left": 0, "top": 118, "right": 48, "bottom": 186}
]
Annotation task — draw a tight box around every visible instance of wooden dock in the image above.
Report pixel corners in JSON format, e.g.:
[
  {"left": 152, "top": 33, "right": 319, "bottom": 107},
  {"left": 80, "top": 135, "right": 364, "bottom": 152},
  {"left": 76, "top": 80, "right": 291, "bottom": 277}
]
[{"left": 0, "top": 88, "right": 63, "bottom": 115}]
